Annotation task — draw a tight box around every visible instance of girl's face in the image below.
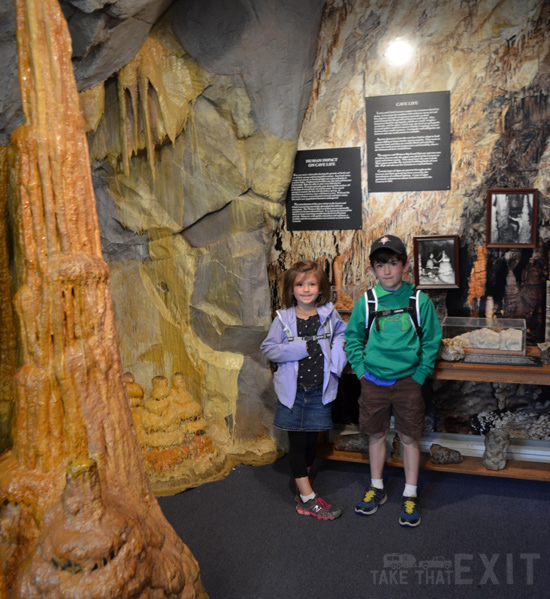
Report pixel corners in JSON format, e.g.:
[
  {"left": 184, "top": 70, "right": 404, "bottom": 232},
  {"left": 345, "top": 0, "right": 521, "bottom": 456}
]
[{"left": 293, "top": 272, "right": 319, "bottom": 310}]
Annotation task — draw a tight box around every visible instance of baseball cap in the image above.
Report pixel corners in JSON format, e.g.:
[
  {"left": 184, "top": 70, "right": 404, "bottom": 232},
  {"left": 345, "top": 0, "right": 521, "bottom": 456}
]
[{"left": 369, "top": 234, "right": 406, "bottom": 257}]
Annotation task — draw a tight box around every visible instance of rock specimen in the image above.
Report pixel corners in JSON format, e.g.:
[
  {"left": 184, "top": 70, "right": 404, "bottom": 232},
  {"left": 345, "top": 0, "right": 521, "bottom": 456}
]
[
  {"left": 391, "top": 433, "right": 403, "bottom": 461},
  {"left": 438, "top": 337, "right": 465, "bottom": 362},
  {"left": 0, "top": 1, "right": 205, "bottom": 596},
  {"left": 483, "top": 429, "right": 511, "bottom": 471},
  {"left": 430, "top": 443, "right": 463, "bottom": 465},
  {"left": 477, "top": 407, "right": 550, "bottom": 441},
  {"left": 333, "top": 432, "right": 369, "bottom": 453},
  {"left": 452, "top": 327, "right": 524, "bottom": 352},
  {"left": 537, "top": 341, "right": 550, "bottom": 364}
]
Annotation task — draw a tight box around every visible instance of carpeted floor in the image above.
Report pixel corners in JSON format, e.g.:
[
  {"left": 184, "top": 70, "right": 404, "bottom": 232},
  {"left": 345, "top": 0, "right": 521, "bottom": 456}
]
[{"left": 159, "top": 458, "right": 549, "bottom": 599}]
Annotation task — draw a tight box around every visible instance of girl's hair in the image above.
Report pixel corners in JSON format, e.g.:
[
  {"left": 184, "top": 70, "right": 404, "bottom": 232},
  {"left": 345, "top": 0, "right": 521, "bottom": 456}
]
[{"left": 282, "top": 260, "right": 331, "bottom": 308}]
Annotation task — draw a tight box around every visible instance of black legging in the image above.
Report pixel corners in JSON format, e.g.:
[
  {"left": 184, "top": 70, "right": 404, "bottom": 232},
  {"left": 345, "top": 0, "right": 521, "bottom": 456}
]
[{"left": 287, "top": 431, "right": 319, "bottom": 479}]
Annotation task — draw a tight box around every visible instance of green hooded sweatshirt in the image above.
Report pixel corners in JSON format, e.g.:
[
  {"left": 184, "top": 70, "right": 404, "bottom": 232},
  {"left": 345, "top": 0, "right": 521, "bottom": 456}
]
[{"left": 344, "top": 281, "right": 442, "bottom": 385}]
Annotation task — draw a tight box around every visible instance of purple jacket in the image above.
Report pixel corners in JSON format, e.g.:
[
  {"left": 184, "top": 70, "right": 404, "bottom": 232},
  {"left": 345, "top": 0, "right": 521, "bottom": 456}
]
[{"left": 260, "top": 302, "right": 347, "bottom": 408}]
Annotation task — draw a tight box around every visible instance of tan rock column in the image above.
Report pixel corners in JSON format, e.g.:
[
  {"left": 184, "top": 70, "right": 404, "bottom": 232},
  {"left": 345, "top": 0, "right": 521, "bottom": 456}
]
[{"left": 0, "top": 0, "right": 205, "bottom": 597}]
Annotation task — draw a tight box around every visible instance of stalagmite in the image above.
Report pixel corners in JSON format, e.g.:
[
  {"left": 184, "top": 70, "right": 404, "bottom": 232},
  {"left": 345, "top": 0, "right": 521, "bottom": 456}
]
[{"left": 0, "top": 1, "right": 206, "bottom": 597}]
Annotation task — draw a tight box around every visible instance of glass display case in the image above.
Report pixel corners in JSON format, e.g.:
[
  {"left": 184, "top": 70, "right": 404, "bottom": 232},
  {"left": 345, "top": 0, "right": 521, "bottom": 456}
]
[{"left": 441, "top": 316, "right": 526, "bottom": 355}]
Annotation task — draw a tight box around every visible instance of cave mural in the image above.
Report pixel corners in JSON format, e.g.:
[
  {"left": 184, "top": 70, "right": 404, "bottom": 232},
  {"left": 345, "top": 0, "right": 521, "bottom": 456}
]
[{"left": 270, "top": 0, "right": 550, "bottom": 441}]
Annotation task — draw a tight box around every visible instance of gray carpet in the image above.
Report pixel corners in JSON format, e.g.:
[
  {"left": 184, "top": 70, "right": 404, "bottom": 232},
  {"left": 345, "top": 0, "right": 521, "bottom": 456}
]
[{"left": 159, "top": 458, "right": 549, "bottom": 599}]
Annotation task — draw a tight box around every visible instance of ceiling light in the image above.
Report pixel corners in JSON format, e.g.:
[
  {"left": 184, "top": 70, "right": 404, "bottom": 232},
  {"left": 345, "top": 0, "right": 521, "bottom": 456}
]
[{"left": 385, "top": 38, "right": 414, "bottom": 66}]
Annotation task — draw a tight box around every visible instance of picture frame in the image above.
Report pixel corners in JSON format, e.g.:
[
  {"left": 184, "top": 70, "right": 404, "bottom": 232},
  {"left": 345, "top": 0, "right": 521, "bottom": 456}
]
[
  {"left": 413, "top": 235, "right": 460, "bottom": 289},
  {"left": 486, "top": 188, "right": 538, "bottom": 248}
]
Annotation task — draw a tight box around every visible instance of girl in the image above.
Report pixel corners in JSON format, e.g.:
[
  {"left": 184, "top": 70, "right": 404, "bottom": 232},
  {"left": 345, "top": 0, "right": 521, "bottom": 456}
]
[{"left": 261, "top": 260, "right": 347, "bottom": 520}]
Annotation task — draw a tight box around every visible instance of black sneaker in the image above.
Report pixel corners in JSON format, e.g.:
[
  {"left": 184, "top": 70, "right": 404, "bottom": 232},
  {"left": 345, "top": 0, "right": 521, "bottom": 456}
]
[
  {"left": 399, "top": 495, "right": 421, "bottom": 527},
  {"left": 355, "top": 484, "right": 387, "bottom": 515},
  {"left": 296, "top": 495, "right": 342, "bottom": 520}
]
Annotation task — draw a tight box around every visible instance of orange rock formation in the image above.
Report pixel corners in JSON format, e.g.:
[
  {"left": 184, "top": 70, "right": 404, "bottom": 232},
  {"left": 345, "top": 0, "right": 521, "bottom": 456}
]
[{"left": 0, "top": 1, "right": 205, "bottom": 597}]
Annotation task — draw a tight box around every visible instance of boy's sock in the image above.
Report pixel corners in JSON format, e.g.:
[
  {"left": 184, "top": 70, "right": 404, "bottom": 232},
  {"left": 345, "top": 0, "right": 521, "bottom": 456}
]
[
  {"left": 300, "top": 491, "right": 316, "bottom": 503},
  {"left": 403, "top": 484, "right": 417, "bottom": 497},
  {"left": 371, "top": 478, "right": 384, "bottom": 489}
]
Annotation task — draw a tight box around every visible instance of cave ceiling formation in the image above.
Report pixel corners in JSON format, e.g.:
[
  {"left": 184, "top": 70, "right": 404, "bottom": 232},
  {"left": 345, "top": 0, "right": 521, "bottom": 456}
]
[{"left": 0, "top": 0, "right": 327, "bottom": 492}]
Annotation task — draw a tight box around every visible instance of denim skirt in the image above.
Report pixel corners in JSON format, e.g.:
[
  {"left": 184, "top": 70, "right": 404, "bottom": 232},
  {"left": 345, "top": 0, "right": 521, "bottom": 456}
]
[{"left": 273, "top": 384, "right": 333, "bottom": 432}]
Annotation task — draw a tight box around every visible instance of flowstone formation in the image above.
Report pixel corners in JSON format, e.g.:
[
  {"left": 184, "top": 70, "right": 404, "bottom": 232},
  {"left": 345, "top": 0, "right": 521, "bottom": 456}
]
[
  {"left": 0, "top": 1, "right": 205, "bottom": 597},
  {"left": 126, "top": 373, "right": 225, "bottom": 495}
]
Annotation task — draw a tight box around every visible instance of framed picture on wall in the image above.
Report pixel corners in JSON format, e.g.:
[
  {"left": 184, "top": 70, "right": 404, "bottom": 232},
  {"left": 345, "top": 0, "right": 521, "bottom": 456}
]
[
  {"left": 487, "top": 188, "right": 538, "bottom": 248},
  {"left": 413, "top": 235, "right": 460, "bottom": 289}
]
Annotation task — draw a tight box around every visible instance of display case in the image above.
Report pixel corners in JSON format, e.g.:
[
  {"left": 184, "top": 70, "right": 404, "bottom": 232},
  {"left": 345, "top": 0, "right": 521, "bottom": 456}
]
[{"left": 441, "top": 316, "right": 526, "bottom": 355}]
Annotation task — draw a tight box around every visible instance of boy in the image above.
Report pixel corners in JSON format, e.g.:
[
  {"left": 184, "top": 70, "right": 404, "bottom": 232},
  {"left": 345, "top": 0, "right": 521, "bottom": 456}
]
[{"left": 344, "top": 235, "right": 441, "bottom": 527}]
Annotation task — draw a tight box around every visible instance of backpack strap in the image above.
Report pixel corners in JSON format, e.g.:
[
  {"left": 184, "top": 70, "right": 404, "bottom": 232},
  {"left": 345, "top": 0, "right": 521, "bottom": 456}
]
[
  {"left": 276, "top": 310, "right": 333, "bottom": 343},
  {"left": 276, "top": 310, "right": 295, "bottom": 341},
  {"left": 364, "top": 288, "right": 378, "bottom": 336},
  {"left": 365, "top": 287, "right": 423, "bottom": 337},
  {"left": 408, "top": 288, "right": 423, "bottom": 338}
]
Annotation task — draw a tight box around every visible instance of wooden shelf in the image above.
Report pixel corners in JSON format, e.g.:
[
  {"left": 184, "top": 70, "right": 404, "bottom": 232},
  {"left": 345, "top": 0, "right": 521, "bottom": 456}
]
[
  {"left": 431, "top": 346, "right": 550, "bottom": 385},
  {"left": 321, "top": 347, "right": 550, "bottom": 481},
  {"left": 318, "top": 442, "right": 550, "bottom": 482}
]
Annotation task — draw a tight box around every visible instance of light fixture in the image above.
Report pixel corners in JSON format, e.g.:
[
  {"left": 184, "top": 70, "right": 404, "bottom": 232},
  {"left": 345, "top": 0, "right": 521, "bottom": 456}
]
[{"left": 385, "top": 38, "right": 414, "bottom": 66}]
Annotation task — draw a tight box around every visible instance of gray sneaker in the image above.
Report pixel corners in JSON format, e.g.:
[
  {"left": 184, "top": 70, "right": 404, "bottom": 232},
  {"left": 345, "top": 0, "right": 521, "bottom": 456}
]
[{"left": 296, "top": 495, "right": 342, "bottom": 520}]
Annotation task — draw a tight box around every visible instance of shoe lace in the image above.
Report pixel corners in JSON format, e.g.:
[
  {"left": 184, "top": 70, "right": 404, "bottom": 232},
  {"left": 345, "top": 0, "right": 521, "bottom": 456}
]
[
  {"left": 403, "top": 498, "right": 416, "bottom": 514},
  {"left": 363, "top": 487, "right": 379, "bottom": 502},
  {"left": 316, "top": 496, "right": 331, "bottom": 511}
]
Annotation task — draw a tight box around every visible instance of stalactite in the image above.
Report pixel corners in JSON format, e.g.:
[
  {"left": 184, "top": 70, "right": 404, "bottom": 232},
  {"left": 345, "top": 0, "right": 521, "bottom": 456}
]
[{"left": 113, "top": 26, "right": 210, "bottom": 180}]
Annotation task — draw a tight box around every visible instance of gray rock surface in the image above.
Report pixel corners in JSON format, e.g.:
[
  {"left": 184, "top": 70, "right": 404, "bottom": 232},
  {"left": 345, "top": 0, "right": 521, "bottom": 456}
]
[
  {"left": 94, "top": 171, "right": 150, "bottom": 261},
  {"left": 64, "top": 0, "right": 174, "bottom": 89},
  {"left": 171, "top": 0, "right": 325, "bottom": 140},
  {"left": 0, "top": 0, "right": 22, "bottom": 143}
]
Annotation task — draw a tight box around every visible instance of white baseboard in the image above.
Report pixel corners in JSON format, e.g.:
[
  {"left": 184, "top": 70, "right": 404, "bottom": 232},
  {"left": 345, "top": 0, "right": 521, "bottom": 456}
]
[{"left": 330, "top": 425, "right": 550, "bottom": 463}]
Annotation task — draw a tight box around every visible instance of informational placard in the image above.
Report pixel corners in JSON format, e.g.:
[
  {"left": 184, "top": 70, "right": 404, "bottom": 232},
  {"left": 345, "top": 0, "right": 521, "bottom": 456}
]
[
  {"left": 366, "top": 91, "right": 450, "bottom": 192},
  {"left": 286, "top": 147, "right": 362, "bottom": 231}
]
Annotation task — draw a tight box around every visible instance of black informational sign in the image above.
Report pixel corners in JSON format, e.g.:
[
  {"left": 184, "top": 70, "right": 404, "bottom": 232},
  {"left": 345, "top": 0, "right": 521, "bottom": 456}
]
[
  {"left": 366, "top": 91, "right": 450, "bottom": 192},
  {"left": 286, "top": 147, "right": 362, "bottom": 231}
]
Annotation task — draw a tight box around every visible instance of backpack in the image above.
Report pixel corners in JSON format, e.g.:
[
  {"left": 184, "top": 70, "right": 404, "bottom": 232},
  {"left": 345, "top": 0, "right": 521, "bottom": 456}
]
[
  {"left": 276, "top": 310, "right": 333, "bottom": 343},
  {"left": 364, "top": 288, "right": 422, "bottom": 338}
]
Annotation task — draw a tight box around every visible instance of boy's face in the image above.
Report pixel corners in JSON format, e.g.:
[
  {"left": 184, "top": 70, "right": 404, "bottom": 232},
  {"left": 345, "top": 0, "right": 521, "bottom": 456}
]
[{"left": 371, "top": 254, "right": 410, "bottom": 291}]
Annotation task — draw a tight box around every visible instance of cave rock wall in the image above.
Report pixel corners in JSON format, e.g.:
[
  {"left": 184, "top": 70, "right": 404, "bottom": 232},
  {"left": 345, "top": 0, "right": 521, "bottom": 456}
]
[{"left": 84, "top": 0, "right": 325, "bottom": 491}]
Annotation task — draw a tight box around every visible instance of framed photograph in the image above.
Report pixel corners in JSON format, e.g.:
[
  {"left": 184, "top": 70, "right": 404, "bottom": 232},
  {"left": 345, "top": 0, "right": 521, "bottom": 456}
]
[
  {"left": 413, "top": 235, "right": 460, "bottom": 289},
  {"left": 487, "top": 188, "right": 538, "bottom": 248}
]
